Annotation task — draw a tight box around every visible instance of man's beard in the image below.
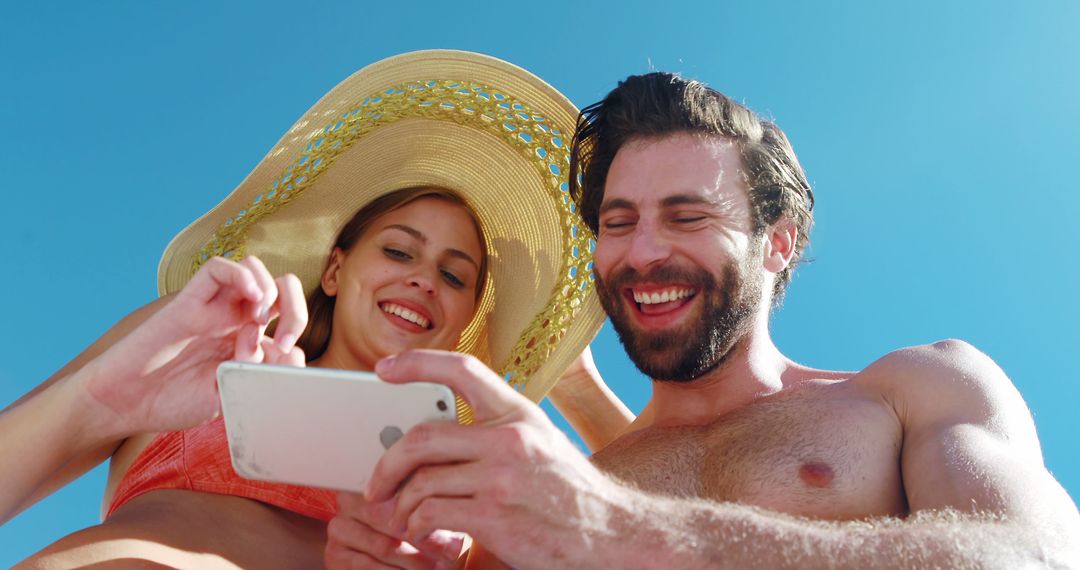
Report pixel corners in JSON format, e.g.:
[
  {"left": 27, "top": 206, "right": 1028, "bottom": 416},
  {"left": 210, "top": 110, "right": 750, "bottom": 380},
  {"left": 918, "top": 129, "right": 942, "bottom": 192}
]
[{"left": 595, "top": 251, "right": 763, "bottom": 383}]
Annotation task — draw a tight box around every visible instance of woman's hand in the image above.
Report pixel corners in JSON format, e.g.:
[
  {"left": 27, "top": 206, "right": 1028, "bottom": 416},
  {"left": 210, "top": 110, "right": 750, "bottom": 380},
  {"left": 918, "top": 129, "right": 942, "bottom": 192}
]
[
  {"left": 0, "top": 255, "right": 308, "bottom": 524},
  {"left": 80, "top": 255, "right": 308, "bottom": 437},
  {"left": 326, "top": 491, "right": 466, "bottom": 569}
]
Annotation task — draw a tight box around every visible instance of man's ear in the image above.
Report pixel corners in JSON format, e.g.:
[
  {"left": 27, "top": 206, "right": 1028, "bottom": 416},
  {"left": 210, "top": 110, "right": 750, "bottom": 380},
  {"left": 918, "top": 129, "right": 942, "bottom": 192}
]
[
  {"left": 762, "top": 218, "right": 797, "bottom": 274},
  {"left": 321, "top": 247, "right": 345, "bottom": 297}
]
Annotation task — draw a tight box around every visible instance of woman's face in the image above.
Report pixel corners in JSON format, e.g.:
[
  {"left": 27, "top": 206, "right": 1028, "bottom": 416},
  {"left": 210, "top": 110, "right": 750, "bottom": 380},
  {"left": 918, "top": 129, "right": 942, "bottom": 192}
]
[{"left": 321, "top": 197, "right": 485, "bottom": 369}]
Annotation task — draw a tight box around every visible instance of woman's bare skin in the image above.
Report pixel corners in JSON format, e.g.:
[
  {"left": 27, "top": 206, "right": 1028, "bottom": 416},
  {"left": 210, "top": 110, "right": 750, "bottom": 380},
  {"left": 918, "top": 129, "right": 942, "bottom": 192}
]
[{"left": 5, "top": 255, "right": 632, "bottom": 568}]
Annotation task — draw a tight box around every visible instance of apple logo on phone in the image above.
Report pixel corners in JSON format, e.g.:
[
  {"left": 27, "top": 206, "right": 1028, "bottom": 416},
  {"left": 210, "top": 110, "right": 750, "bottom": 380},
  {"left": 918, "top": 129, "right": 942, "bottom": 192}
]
[{"left": 379, "top": 426, "right": 404, "bottom": 450}]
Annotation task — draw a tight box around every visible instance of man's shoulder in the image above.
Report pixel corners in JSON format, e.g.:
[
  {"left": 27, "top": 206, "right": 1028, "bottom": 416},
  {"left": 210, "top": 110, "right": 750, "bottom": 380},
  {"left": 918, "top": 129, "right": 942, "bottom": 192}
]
[
  {"left": 859, "top": 338, "right": 993, "bottom": 373},
  {"left": 850, "top": 339, "right": 1031, "bottom": 432},
  {"left": 807, "top": 339, "right": 1005, "bottom": 396},
  {"left": 855, "top": 338, "right": 1006, "bottom": 389}
]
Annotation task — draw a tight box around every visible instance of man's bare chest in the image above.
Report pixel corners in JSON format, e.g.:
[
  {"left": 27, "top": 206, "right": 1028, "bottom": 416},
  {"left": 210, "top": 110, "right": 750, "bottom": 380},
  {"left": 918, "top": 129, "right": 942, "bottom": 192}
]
[{"left": 591, "top": 384, "right": 908, "bottom": 520}]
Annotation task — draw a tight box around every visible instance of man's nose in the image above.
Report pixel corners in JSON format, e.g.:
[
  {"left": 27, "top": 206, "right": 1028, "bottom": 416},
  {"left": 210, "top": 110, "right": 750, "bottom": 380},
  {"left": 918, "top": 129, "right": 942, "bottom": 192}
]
[{"left": 626, "top": 226, "right": 673, "bottom": 273}]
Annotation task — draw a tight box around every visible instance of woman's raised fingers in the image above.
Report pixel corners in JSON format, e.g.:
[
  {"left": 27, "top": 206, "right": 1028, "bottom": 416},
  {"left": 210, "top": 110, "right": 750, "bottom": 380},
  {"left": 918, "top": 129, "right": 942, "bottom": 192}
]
[
  {"left": 239, "top": 255, "right": 278, "bottom": 325},
  {"left": 183, "top": 256, "right": 263, "bottom": 308},
  {"left": 272, "top": 272, "right": 307, "bottom": 353}
]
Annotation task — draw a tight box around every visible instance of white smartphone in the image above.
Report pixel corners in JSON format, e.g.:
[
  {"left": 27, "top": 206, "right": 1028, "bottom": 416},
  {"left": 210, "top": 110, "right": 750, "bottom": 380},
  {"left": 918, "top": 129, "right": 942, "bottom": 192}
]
[{"left": 216, "top": 361, "right": 457, "bottom": 492}]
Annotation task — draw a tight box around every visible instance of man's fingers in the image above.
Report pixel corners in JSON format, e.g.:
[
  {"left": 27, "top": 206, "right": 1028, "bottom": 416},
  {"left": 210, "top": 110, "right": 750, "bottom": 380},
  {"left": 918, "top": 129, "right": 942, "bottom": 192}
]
[
  {"left": 375, "top": 350, "right": 529, "bottom": 423},
  {"left": 272, "top": 273, "right": 307, "bottom": 352},
  {"left": 402, "top": 497, "right": 485, "bottom": 553},
  {"left": 366, "top": 422, "right": 489, "bottom": 502},
  {"left": 337, "top": 493, "right": 398, "bottom": 533},
  {"left": 390, "top": 461, "right": 490, "bottom": 535}
]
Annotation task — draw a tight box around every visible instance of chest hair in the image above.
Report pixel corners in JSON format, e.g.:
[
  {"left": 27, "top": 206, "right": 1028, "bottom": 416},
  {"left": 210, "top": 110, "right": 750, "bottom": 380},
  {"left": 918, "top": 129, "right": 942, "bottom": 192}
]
[{"left": 590, "top": 384, "right": 906, "bottom": 520}]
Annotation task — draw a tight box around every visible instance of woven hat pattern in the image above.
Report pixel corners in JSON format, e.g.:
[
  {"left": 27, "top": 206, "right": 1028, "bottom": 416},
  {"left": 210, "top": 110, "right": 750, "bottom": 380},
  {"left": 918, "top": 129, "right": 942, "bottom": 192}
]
[{"left": 158, "top": 51, "right": 605, "bottom": 417}]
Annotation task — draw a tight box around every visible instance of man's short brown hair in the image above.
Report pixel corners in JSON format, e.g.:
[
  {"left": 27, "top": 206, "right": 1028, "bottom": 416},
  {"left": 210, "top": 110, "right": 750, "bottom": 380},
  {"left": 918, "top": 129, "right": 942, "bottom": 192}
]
[{"left": 569, "top": 72, "right": 815, "bottom": 299}]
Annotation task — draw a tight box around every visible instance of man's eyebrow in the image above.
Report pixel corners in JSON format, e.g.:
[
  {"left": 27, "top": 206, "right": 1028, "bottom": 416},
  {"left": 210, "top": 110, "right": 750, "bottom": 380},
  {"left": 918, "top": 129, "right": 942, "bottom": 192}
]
[
  {"left": 599, "top": 194, "right": 723, "bottom": 215},
  {"left": 659, "top": 194, "right": 722, "bottom": 208},
  {"left": 598, "top": 198, "right": 636, "bottom": 216},
  {"left": 383, "top": 224, "right": 479, "bottom": 269}
]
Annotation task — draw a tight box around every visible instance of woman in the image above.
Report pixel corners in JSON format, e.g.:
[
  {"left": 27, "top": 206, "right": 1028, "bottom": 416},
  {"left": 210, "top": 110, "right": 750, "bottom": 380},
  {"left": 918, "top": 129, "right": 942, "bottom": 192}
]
[{"left": 3, "top": 50, "right": 632, "bottom": 568}]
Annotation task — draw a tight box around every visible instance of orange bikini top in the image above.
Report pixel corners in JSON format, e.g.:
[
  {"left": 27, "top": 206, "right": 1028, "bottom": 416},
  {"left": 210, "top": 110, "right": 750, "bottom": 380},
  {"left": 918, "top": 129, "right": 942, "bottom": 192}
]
[{"left": 107, "top": 417, "right": 337, "bottom": 522}]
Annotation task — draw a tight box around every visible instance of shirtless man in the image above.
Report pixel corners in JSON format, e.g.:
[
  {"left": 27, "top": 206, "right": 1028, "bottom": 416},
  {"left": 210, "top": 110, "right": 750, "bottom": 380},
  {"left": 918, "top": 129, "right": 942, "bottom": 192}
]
[{"left": 326, "top": 73, "right": 1080, "bottom": 568}]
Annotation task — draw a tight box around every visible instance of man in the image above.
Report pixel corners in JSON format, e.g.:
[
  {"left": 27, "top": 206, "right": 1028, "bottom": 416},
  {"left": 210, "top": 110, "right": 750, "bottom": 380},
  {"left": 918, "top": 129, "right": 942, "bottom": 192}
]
[{"left": 326, "top": 73, "right": 1080, "bottom": 568}]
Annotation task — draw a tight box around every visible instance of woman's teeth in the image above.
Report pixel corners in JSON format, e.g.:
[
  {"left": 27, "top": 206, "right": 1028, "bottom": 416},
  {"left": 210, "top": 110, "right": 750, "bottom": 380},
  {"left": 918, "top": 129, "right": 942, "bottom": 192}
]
[
  {"left": 633, "top": 288, "right": 694, "bottom": 305},
  {"left": 382, "top": 303, "right": 430, "bottom": 329}
]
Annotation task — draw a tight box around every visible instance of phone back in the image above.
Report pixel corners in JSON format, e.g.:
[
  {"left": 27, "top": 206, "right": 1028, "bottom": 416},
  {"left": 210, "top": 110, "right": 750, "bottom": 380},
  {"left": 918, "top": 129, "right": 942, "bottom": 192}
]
[{"left": 217, "top": 362, "right": 457, "bottom": 492}]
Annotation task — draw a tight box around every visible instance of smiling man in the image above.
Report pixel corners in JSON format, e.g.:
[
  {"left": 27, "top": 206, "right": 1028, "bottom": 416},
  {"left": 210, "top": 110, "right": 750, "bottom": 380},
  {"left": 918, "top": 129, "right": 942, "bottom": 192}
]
[{"left": 327, "top": 73, "right": 1080, "bottom": 569}]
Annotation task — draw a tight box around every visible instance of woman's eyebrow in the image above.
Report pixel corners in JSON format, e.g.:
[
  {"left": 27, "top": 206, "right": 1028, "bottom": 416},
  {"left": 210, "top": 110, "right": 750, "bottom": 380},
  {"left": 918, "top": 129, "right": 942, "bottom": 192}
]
[
  {"left": 445, "top": 248, "right": 480, "bottom": 270},
  {"left": 382, "top": 224, "right": 479, "bottom": 269},
  {"left": 383, "top": 224, "right": 426, "bottom": 243}
]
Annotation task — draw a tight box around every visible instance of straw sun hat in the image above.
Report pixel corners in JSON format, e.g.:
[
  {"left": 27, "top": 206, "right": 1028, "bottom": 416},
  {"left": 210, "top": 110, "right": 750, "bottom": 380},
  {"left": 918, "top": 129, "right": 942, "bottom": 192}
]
[{"left": 158, "top": 50, "right": 604, "bottom": 407}]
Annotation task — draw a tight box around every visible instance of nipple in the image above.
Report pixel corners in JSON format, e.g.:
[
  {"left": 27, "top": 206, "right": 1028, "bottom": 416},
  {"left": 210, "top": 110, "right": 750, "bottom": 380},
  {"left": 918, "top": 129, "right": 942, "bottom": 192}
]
[{"left": 798, "top": 462, "right": 834, "bottom": 488}]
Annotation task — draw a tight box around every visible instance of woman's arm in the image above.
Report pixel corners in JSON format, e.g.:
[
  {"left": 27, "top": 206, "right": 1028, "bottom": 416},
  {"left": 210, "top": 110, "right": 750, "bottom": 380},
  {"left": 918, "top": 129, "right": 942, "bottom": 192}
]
[
  {"left": 546, "top": 346, "right": 634, "bottom": 453},
  {"left": 0, "top": 256, "right": 307, "bottom": 525},
  {"left": 0, "top": 296, "right": 171, "bottom": 523}
]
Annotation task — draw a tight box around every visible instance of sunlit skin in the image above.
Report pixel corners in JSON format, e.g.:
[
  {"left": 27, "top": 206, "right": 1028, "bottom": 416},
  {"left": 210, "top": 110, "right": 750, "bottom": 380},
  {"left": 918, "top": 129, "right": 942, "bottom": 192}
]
[
  {"left": 9, "top": 198, "right": 487, "bottom": 569},
  {"left": 596, "top": 132, "right": 790, "bottom": 405},
  {"left": 325, "top": 135, "right": 1079, "bottom": 570},
  {"left": 6, "top": 190, "right": 639, "bottom": 569},
  {"left": 596, "top": 135, "right": 755, "bottom": 322},
  {"left": 594, "top": 133, "right": 772, "bottom": 388},
  {"left": 312, "top": 197, "right": 485, "bottom": 371}
]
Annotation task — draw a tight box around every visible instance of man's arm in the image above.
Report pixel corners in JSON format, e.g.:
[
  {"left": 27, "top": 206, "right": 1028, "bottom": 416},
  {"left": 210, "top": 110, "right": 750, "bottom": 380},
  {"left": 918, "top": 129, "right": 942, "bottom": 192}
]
[
  {"left": 365, "top": 347, "right": 1079, "bottom": 570},
  {"left": 885, "top": 339, "right": 1079, "bottom": 551}
]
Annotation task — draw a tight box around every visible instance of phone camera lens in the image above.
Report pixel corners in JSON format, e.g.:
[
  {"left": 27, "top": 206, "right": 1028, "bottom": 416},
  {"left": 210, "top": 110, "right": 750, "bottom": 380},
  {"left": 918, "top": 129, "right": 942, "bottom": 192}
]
[{"left": 437, "top": 400, "right": 448, "bottom": 411}]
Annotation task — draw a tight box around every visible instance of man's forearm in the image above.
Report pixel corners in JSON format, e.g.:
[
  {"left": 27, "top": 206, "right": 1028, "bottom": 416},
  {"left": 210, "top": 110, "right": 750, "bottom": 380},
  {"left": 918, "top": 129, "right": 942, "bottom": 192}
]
[{"left": 593, "top": 492, "right": 1073, "bottom": 570}]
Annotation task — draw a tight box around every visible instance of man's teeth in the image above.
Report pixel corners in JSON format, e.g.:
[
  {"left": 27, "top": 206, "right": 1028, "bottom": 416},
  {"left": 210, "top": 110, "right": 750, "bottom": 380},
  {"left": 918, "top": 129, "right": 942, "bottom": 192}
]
[
  {"left": 633, "top": 288, "right": 694, "bottom": 305},
  {"left": 382, "top": 303, "right": 430, "bottom": 328}
]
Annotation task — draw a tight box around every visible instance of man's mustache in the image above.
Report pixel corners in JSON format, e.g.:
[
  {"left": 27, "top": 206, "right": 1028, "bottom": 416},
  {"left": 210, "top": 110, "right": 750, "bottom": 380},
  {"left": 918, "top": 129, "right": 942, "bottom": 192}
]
[{"left": 600, "top": 264, "right": 716, "bottom": 292}]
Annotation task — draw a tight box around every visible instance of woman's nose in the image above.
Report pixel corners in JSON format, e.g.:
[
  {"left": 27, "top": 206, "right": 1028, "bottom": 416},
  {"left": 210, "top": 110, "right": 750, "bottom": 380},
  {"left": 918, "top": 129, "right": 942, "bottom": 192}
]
[{"left": 407, "top": 267, "right": 437, "bottom": 295}]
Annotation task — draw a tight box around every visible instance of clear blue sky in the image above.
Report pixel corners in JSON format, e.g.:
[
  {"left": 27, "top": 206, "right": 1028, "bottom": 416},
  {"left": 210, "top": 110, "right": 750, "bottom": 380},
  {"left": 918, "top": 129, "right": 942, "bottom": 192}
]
[{"left": 1, "top": 0, "right": 1077, "bottom": 563}]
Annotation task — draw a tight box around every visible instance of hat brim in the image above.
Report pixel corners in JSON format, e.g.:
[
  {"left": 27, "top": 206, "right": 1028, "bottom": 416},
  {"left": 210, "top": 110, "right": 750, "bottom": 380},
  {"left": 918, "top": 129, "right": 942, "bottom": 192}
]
[{"left": 158, "top": 50, "right": 604, "bottom": 404}]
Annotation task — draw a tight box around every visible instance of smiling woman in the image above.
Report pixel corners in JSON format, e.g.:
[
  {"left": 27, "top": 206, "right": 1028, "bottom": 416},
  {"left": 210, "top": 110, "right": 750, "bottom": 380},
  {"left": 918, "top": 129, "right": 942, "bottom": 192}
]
[
  {"left": 101, "top": 188, "right": 489, "bottom": 530},
  {"left": 301, "top": 188, "right": 489, "bottom": 371},
  {"left": 2, "top": 50, "right": 631, "bottom": 569}
]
